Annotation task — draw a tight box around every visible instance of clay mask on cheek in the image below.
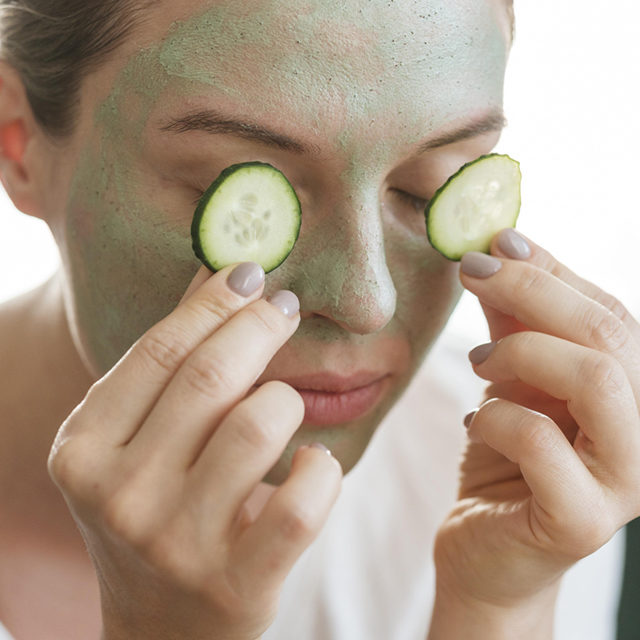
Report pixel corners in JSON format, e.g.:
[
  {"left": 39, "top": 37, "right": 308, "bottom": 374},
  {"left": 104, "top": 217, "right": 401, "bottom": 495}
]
[{"left": 62, "top": 46, "right": 204, "bottom": 374}]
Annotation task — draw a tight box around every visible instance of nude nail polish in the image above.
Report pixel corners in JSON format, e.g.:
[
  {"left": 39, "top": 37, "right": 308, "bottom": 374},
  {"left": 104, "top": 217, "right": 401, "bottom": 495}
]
[
  {"left": 460, "top": 252, "right": 502, "bottom": 278},
  {"left": 464, "top": 410, "right": 478, "bottom": 428},
  {"left": 497, "top": 228, "right": 531, "bottom": 260},
  {"left": 268, "top": 290, "right": 300, "bottom": 317},
  {"left": 469, "top": 342, "right": 496, "bottom": 365},
  {"left": 227, "top": 262, "right": 265, "bottom": 296}
]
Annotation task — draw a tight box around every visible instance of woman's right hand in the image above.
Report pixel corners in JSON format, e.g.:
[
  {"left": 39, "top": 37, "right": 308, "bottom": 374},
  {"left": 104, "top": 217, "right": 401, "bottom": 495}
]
[{"left": 47, "top": 262, "right": 343, "bottom": 640}]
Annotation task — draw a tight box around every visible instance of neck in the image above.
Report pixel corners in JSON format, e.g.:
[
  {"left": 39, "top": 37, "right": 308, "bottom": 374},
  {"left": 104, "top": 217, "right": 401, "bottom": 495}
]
[{"left": 0, "top": 271, "right": 95, "bottom": 540}]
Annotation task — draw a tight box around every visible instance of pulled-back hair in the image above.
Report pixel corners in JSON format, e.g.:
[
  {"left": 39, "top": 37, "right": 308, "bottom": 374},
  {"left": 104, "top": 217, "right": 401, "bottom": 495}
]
[{"left": 0, "top": 0, "right": 148, "bottom": 137}]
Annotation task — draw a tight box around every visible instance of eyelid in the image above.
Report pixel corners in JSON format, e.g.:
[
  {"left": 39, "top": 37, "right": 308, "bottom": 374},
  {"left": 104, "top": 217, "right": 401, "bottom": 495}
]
[{"left": 390, "top": 187, "right": 429, "bottom": 211}]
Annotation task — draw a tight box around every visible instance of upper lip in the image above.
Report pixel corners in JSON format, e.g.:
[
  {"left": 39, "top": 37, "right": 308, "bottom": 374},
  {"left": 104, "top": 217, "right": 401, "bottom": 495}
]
[{"left": 274, "top": 371, "right": 389, "bottom": 393}]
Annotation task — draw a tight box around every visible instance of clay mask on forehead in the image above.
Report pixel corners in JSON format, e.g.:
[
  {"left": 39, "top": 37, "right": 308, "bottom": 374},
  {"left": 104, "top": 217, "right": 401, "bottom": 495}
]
[{"left": 157, "top": 0, "right": 507, "bottom": 143}]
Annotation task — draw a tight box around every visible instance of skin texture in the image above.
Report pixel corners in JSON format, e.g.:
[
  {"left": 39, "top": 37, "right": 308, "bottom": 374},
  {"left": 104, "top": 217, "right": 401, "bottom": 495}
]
[{"left": 50, "top": 0, "right": 510, "bottom": 483}]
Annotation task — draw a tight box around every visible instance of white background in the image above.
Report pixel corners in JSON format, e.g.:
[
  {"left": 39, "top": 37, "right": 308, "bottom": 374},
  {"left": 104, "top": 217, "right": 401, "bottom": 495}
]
[{"left": 1, "top": 1, "right": 639, "bottom": 337}]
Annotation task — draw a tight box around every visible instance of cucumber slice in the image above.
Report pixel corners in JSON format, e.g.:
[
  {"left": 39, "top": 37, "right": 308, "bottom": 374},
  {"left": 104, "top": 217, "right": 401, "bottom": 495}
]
[
  {"left": 425, "top": 153, "right": 522, "bottom": 261},
  {"left": 192, "top": 162, "right": 302, "bottom": 273}
]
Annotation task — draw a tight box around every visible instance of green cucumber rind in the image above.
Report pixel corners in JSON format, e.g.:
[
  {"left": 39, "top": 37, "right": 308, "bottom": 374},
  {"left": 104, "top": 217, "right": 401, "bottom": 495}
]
[
  {"left": 425, "top": 153, "right": 522, "bottom": 261},
  {"left": 191, "top": 161, "right": 302, "bottom": 273}
]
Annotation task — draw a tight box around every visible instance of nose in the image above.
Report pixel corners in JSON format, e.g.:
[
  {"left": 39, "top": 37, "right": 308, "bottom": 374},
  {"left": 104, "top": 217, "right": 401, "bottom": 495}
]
[{"left": 286, "top": 196, "right": 397, "bottom": 335}]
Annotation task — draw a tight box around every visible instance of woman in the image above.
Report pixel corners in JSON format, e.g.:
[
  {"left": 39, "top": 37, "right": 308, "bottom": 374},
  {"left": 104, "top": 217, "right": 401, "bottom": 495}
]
[{"left": 0, "top": 0, "right": 638, "bottom": 638}]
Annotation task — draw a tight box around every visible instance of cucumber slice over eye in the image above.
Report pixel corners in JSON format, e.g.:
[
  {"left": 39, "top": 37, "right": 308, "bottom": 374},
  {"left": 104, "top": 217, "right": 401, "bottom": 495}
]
[
  {"left": 425, "top": 153, "right": 522, "bottom": 261},
  {"left": 191, "top": 161, "right": 302, "bottom": 273}
]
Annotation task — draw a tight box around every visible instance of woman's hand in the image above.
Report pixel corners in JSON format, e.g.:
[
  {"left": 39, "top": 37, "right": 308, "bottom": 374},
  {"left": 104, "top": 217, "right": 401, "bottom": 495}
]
[
  {"left": 429, "top": 229, "right": 640, "bottom": 639},
  {"left": 47, "top": 262, "right": 342, "bottom": 640}
]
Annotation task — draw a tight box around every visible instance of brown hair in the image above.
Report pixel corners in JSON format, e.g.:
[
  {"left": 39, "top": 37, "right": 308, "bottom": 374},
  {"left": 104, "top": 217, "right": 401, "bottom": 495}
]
[{"left": 0, "top": 0, "right": 148, "bottom": 137}]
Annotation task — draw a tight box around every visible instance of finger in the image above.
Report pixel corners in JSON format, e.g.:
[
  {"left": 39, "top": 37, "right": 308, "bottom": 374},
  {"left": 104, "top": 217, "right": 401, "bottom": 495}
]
[
  {"left": 460, "top": 254, "right": 640, "bottom": 404},
  {"left": 466, "top": 398, "right": 603, "bottom": 540},
  {"left": 187, "top": 381, "right": 306, "bottom": 526},
  {"left": 483, "top": 379, "right": 579, "bottom": 440},
  {"left": 492, "top": 229, "right": 640, "bottom": 345},
  {"left": 479, "top": 300, "right": 529, "bottom": 342},
  {"left": 229, "top": 444, "right": 342, "bottom": 600},
  {"left": 75, "top": 262, "right": 266, "bottom": 444},
  {"left": 127, "top": 292, "right": 300, "bottom": 466},
  {"left": 469, "top": 332, "right": 640, "bottom": 473}
]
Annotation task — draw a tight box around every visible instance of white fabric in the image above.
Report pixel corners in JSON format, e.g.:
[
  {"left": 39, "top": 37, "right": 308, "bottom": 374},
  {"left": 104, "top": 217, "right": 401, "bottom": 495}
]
[
  {"left": 0, "top": 334, "right": 625, "bottom": 640},
  {"left": 262, "top": 332, "right": 625, "bottom": 640}
]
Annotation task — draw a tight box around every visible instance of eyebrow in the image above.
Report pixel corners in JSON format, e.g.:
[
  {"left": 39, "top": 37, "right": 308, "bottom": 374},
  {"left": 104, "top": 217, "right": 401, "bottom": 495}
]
[
  {"left": 417, "top": 109, "right": 507, "bottom": 152},
  {"left": 160, "top": 109, "right": 313, "bottom": 154},
  {"left": 160, "top": 107, "right": 506, "bottom": 155}
]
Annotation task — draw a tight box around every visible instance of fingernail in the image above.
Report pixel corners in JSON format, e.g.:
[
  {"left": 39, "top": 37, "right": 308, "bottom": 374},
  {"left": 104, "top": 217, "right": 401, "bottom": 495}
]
[
  {"left": 268, "top": 290, "right": 300, "bottom": 318},
  {"left": 464, "top": 410, "right": 478, "bottom": 428},
  {"left": 310, "top": 442, "right": 332, "bottom": 456},
  {"left": 460, "top": 252, "right": 502, "bottom": 278},
  {"left": 227, "top": 262, "right": 265, "bottom": 297},
  {"left": 469, "top": 341, "right": 497, "bottom": 365},
  {"left": 497, "top": 228, "right": 531, "bottom": 260}
]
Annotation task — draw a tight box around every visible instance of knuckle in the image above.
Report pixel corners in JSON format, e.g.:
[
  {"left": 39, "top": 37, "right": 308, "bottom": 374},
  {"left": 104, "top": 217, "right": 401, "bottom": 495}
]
[
  {"left": 47, "top": 439, "right": 76, "bottom": 487},
  {"left": 188, "top": 294, "right": 232, "bottom": 328},
  {"left": 598, "top": 292, "right": 631, "bottom": 326},
  {"left": 48, "top": 434, "right": 93, "bottom": 492},
  {"left": 511, "top": 264, "right": 547, "bottom": 300},
  {"left": 138, "top": 327, "right": 190, "bottom": 375},
  {"left": 518, "top": 413, "right": 557, "bottom": 455},
  {"left": 182, "top": 350, "right": 236, "bottom": 398},
  {"left": 585, "top": 309, "right": 629, "bottom": 353},
  {"left": 578, "top": 352, "right": 628, "bottom": 398},
  {"left": 504, "top": 331, "right": 538, "bottom": 360},
  {"left": 278, "top": 503, "right": 317, "bottom": 543},
  {"left": 539, "top": 251, "right": 560, "bottom": 275},
  {"left": 231, "top": 409, "right": 275, "bottom": 451},
  {"left": 243, "top": 303, "right": 284, "bottom": 339}
]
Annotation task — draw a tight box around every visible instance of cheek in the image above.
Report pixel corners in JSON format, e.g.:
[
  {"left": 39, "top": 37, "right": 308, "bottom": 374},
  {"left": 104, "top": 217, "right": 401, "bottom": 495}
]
[
  {"left": 62, "top": 164, "right": 200, "bottom": 374},
  {"left": 385, "top": 222, "right": 463, "bottom": 355}
]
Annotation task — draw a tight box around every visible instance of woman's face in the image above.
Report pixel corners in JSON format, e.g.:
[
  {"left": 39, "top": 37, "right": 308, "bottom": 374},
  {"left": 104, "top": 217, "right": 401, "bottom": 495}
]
[{"left": 46, "top": 0, "right": 510, "bottom": 482}]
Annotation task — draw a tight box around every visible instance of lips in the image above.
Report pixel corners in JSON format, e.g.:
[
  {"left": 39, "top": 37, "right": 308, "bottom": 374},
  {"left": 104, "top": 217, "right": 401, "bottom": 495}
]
[
  {"left": 276, "top": 372, "right": 391, "bottom": 427},
  {"left": 278, "top": 371, "right": 386, "bottom": 394}
]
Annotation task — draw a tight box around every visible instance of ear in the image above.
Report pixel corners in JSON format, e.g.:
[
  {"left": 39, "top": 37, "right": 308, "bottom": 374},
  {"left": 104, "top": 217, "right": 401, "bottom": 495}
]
[{"left": 0, "top": 61, "right": 49, "bottom": 219}]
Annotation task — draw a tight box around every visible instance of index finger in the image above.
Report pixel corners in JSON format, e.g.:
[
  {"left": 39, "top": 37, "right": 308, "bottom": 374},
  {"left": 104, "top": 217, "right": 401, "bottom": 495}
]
[
  {"left": 74, "top": 262, "right": 266, "bottom": 442},
  {"left": 492, "top": 229, "right": 640, "bottom": 345}
]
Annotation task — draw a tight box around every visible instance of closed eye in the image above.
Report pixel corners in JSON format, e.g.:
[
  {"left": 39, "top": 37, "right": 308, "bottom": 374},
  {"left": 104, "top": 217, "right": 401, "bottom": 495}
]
[{"left": 390, "top": 188, "right": 429, "bottom": 213}]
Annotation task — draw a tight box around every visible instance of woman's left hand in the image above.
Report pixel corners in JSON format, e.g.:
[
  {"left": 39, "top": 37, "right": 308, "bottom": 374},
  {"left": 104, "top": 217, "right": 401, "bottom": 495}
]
[{"left": 430, "top": 228, "right": 640, "bottom": 636}]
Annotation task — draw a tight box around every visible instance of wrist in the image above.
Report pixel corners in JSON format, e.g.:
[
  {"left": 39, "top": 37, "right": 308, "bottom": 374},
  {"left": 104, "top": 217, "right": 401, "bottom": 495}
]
[{"left": 427, "top": 579, "right": 560, "bottom": 640}]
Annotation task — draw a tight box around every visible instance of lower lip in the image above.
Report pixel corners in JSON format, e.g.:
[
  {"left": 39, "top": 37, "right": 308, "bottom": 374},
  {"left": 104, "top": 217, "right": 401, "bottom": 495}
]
[{"left": 295, "top": 377, "right": 390, "bottom": 427}]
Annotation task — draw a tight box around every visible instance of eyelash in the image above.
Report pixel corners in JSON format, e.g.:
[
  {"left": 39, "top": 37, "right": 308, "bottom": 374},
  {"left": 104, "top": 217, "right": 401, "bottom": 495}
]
[
  {"left": 390, "top": 188, "right": 429, "bottom": 213},
  {"left": 191, "top": 188, "right": 207, "bottom": 205}
]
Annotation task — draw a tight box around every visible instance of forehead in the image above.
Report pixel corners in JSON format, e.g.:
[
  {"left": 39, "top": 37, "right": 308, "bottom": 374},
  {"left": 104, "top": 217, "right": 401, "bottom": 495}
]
[
  {"left": 86, "top": 0, "right": 508, "bottom": 166},
  {"left": 156, "top": 0, "right": 506, "bottom": 122}
]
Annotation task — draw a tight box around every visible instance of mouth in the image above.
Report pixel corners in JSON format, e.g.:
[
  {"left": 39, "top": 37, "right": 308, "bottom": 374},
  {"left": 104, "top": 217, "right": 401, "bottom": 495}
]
[{"left": 277, "top": 372, "right": 392, "bottom": 427}]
